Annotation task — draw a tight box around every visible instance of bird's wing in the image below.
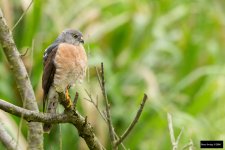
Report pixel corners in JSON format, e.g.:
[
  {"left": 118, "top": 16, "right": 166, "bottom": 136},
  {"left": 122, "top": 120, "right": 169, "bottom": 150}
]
[
  {"left": 42, "top": 44, "right": 58, "bottom": 112},
  {"left": 43, "top": 43, "right": 58, "bottom": 62}
]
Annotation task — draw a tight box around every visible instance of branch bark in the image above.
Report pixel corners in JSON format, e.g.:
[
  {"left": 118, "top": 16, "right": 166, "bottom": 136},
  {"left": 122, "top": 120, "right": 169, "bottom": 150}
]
[
  {"left": 96, "top": 63, "right": 148, "bottom": 149},
  {"left": 57, "top": 92, "right": 104, "bottom": 150},
  {"left": 0, "top": 97, "right": 104, "bottom": 150},
  {"left": 115, "top": 94, "right": 148, "bottom": 146},
  {"left": 0, "top": 9, "right": 43, "bottom": 149},
  {"left": 97, "top": 63, "right": 116, "bottom": 149},
  {"left": 0, "top": 123, "right": 21, "bottom": 150}
]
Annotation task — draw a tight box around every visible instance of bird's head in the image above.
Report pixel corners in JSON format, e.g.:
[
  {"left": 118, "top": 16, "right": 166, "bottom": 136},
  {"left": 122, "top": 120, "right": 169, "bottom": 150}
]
[{"left": 56, "top": 29, "right": 84, "bottom": 45}]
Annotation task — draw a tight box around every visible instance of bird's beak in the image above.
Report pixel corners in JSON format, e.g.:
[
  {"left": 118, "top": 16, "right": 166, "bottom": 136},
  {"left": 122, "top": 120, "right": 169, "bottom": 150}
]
[{"left": 80, "top": 36, "right": 84, "bottom": 44}]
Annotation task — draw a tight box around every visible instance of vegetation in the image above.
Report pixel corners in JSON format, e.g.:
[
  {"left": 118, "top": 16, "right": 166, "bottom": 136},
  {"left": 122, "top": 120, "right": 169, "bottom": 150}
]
[{"left": 0, "top": 0, "right": 225, "bottom": 149}]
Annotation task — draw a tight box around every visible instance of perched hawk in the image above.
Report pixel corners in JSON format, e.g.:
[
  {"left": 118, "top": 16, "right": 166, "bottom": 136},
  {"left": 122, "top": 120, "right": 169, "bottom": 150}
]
[{"left": 42, "top": 29, "right": 87, "bottom": 133}]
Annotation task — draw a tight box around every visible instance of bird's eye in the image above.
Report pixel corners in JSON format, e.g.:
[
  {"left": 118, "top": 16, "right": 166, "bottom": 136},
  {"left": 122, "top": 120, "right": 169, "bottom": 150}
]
[{"left": 73, "top": 34, "right": 78, "bottom": 38}]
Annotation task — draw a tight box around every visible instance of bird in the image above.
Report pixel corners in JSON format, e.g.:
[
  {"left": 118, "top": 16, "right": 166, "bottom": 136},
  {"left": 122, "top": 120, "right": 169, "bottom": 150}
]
[{"left": 42, "top": 29, "right": 87, "bottom": 133}]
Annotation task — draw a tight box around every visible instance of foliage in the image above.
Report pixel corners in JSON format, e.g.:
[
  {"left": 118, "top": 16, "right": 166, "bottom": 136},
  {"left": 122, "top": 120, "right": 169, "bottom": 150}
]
[{"left": 0, "top": 0, "right": 225, "bottom": 149}]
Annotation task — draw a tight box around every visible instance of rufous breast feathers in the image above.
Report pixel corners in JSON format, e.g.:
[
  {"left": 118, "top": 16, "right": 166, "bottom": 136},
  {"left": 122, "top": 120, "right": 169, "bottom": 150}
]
[{"left": 53, "top": 43, "right": 87, "bottom": 92}]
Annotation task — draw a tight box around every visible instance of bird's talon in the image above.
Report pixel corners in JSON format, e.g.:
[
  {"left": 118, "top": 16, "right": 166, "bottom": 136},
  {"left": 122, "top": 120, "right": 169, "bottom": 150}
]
[
  {"left": 65, "top": 88, "right": 70, "bottom": 99},
  {"left": 65, "top": 87, "right": 72, "bottom": 108},
  {"left": 66, "top": 102, "right": 72, "bottom": 108}
]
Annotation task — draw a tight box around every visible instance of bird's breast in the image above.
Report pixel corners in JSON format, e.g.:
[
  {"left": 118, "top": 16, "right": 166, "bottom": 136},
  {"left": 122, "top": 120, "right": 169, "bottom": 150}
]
[{"left": 53, "top": 43, "right": 87, "bottom": 92}]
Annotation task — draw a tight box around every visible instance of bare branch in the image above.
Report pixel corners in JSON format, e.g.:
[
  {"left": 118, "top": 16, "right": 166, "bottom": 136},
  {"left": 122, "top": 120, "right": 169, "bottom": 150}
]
[
  {"left": 177, "top": 127, "right": 184, "bottom": 146},
  {"left": 167, "top": 113, "right": 176, "bottom": 149},
  {"left": 0, "top": 123, "right": 21, "bottom": 150},
  {"left": 0, "top": 99, "right": 68, "bottom": 123},
  {"left": 73, "top": 92, "right": 79, "bottom": 107},
  {"left": 95, "top": 66, "right": 103, "bottom": 89},
  {"left": 84, "top": 89, "right": 107, "bottom": 122},
  {"left": 20, "top": 48, "right": 29, "bottom": 57},
  {"left": 11, "top": 0, "right": 33, "bottom": 31},
  {"left": 182, "top": 139, "right": 194, "bottom": 150},
  {"left": 0, "top": 98, "right": 104, "bottom": 150},
  {"left": 84, "top": 88, "right": 129, "bottom": 149},
  {"left": 167, "top": 113, "right": 184, "bottom": 150},
  {"left": 57, "top": 92, "right": 105, "bottom": 150},
  {"left": 98, "top": 63, "right": 116, "bottom": 149},
  {"left": 0, "top": 9, "right": 43, "bottom": 149},
  {"left": 84, "top": 116, "right": 88, "bottom": 126},
  {"left": 115, "top": 94, "right": 148, "bottom": 146},
  {"left": 99, "top": 63, "right": 129, "bottom": 149}
]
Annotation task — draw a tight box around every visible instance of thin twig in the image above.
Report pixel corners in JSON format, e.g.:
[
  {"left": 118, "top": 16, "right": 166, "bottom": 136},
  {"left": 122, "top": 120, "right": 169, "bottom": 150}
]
[
  {"left": 115, "top": 94, "right": 148, "bottom": 146},
  {"left": 114, "top": 134, "right": 127, "bottom": 150},
  {"left": 84, "top": 89, "right": 107, "bottom": 122},
  {"left": 73, "top": 92, "right": 79, "bottom": 107},
  {"left": 11, "top": 0, "right": 33, "bottom": 31},
  {"left": 182, "top": 139, "right": 193, "bottom": 150},
  {"left": 99, "top": 63, "right": 116, "bottom": 148},
  {"left": 96, "top": 64, "right": 128, "bottom": 149},
  {"left": 177, "top": 127, "right": 184, "bottom": 146},
  {"left": 96, "top": 95, "right": 99, "bottom": 107},
  {"left": 84, "top": 97, "right": 92, "bottom": 103},
  {"left": 188, "top": 139, "right": 193, "bottom": 150},
  {"left": 167, "top": 113, "right": 176, "bottom": 150},
  {"left": 20, "top": 48, "right": 29, "bottom": 57},
  {"left": 95, "top": 66, "right": 102, "bottom": 89},
  {"left": 28, "top": 39, "right": 34, "bottom": 77},
  {"left": 84, "top": 89, "right": 127, "bottom": 149},
  {"left": 167, "top": 113, "right": 184, "bottom": 150},
  {"left": 84, "top": 116, "right": 88, "bottom": 126}
]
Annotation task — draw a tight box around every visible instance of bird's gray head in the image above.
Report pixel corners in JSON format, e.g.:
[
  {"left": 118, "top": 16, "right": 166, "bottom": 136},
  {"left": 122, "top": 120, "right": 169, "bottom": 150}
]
[{"left": 56, "top": 29, "right": 84, "bottom": 45}]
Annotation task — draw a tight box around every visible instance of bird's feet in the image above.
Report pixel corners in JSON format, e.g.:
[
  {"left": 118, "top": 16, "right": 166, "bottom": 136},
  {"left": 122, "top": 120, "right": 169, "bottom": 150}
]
[{"left": 65, "top": 86, "right": 72, "bottom": 108}]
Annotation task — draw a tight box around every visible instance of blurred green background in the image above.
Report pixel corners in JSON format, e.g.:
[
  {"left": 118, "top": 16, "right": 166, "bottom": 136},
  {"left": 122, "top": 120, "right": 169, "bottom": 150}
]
[{"left": 0, "top": 0, "right": 225, "bottom": 149}]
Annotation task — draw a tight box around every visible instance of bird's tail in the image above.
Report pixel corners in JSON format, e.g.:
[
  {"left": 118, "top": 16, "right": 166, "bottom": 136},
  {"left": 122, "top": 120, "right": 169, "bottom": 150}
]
[{"left": 43, "top": 87, "right": 58, "bottom": 133}]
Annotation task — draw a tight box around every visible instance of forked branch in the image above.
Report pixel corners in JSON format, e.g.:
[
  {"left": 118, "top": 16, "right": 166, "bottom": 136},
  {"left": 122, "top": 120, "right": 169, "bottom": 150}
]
[
  {"left": 98, "top": 63, "right": 116, "bottom": 148},
  {"left": 167, "top": 113, "right": 184, "bottom": 150},
  {"left": 0, "top": 8, "right": 43, "bottom": 149},
  {"left": 96, "top": 63, "right": 148, "bottom": 149},
  {"left": 115, "top": 94, "right": 148, "bottom": 146},
  {"left": 0, "top": 97, "right": 104, "bottom": 150}
]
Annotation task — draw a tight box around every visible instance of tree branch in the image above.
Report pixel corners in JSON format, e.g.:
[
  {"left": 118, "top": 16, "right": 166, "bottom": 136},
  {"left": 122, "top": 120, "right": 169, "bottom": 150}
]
[
  {"left": 84, "top": 89, "right": 128, "bottom": 150},
  {"left": 167, "top": 113, "right": 183, "bottom": 150},
  {"left": 97, "top": 63, "right": 116, "bottom": 149},
  {"left": 11, "top": 0, "right": 33, "bottom": 31},
  {"left": 0, "top": 99, "right": 68, "bottom": 123},
  {"left": 57, "top": 92, "right": 104, "bottom": 149},
  {"left": 115, "top": 94, "right": 148, "bottom": 146},
  {"left": 0, "top": 98, "right": 105, "bottom": 150},
  {"left": 182, "top": 139, "right": 193, "bottom": 150},
  {"left": 95, "top": 63, "right": 148, "bottom": 149},
  {"left": 0, "top": 9, "right": 43, "bottom": 149},
  {"left": 0, "top": 123, "right": 21, "bottom": 150}
]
